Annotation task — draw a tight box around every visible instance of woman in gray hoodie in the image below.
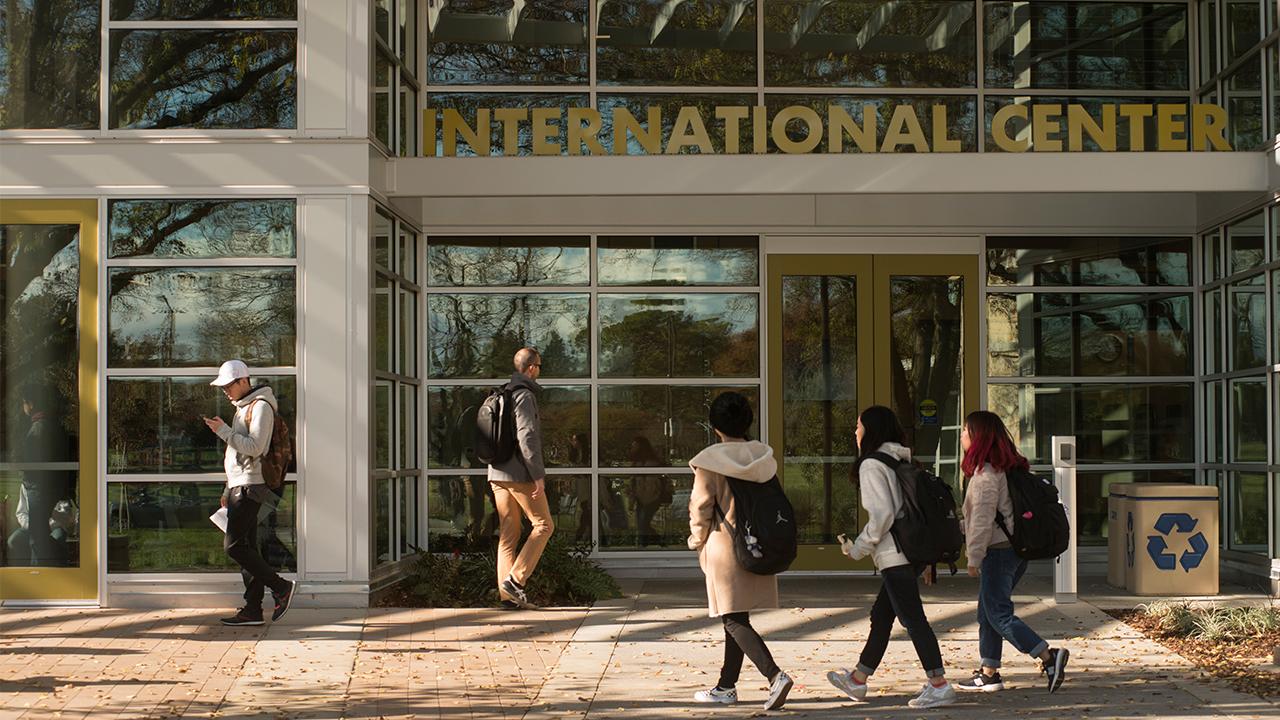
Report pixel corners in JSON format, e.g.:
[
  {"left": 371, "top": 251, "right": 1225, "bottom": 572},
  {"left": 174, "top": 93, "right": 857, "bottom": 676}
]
[
  {"left": 687, "top": 392, "right": 794, "bottom": 711},
  {"left": 829, "top": 405, "right": 956, "bottom": 709}
]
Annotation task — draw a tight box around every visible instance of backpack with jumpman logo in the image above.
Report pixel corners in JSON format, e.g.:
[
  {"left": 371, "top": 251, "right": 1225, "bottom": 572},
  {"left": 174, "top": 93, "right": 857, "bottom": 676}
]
[{"left": 713, "top": 475, "right": 798, "bottom": 575}]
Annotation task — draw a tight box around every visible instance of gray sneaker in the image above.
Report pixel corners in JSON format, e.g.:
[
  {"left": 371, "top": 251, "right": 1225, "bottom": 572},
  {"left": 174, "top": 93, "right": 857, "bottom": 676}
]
[
  {"left": 907, "top": 682, "right": 957, "bottom": 709},
  {"left": 826, "top": 668, "right": 868, "bottom": 701},
  {"left": 501, "top": 575, "right": 534, "bottom": 608},
  {"left": 764, "top": 671, "right": 794, "bottom": 711}
]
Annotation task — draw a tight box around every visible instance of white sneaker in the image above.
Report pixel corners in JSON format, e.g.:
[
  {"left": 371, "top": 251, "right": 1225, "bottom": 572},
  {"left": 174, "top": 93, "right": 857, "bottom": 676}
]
[
  {"left": 693, "top": 686, "right": 737, "bottom": 704},
  {"left": 826, "top": 668, "right": 868, "bottom": 701},
  {"left": 908, "top": 682, "right": 957, "bottom": 709},
  {"left": 764, "top": 671, "right": 794, "bottom": 710}
]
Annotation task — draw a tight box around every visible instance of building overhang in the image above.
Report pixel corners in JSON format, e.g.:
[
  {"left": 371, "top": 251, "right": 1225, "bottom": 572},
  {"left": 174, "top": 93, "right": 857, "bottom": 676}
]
[{"left": 388, "top": 152, "right": 1267, "bottom": 198}]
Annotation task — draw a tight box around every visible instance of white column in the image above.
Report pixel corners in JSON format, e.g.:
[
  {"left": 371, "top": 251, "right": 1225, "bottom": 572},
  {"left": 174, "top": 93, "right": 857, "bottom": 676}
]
[{"left": 1053, "top": 435, "right": 1078, "bottom": 604}]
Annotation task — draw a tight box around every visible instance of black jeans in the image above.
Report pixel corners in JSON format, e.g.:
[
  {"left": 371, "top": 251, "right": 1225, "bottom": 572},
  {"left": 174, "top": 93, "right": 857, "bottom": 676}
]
[
  {"left": 22, "top": 477, "right": 71, "bottom": 567},
  {"left": 857, "top": 564, "right": 946, "bottom": 678},
  {"left": 225, "top": 485, "right": 290, "bottom": 614},
  {"left": 718, "top": 612, "right": 781, "bottom": 689}
]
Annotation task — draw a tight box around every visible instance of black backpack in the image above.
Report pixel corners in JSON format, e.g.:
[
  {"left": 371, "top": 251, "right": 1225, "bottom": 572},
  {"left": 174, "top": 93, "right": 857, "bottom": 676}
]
[
  {"left": 996, "top": 467, "right": 1071, "bottom": 560},
  {"left": 714, "top": 476, "right": 798, "bottom": 575},
  {"left": 869, "top": 452, "right": 964, "bottom": 569},
  {"left": 473, "top": 384, "right": 517, "bottom": 465}
]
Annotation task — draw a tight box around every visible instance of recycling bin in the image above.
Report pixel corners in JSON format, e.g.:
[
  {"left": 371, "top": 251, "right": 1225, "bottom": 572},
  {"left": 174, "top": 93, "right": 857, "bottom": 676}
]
[
  {"left": 1106, "top": 484, "right": 1133, "bottom": 590},
  {"left": 1125, "top": 484, "right": 1219, "bottom": 596}
]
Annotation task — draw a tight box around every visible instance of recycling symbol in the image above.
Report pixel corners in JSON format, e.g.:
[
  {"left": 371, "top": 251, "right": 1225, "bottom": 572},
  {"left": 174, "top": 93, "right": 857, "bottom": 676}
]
[{"left": 1146, "top": 513, "right": 1208, "bottom": 572}]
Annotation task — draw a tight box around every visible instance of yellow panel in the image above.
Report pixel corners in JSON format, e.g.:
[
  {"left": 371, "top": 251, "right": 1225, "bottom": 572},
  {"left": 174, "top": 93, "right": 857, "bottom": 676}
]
[{"left": 0, "top": 199, "right": 99, "bottom": 602}]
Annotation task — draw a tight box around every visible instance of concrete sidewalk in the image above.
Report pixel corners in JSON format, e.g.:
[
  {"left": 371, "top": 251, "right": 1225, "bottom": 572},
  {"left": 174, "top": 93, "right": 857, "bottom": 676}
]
[{"left": 0, "top": 577, "right": 1276, "bottom": 719}]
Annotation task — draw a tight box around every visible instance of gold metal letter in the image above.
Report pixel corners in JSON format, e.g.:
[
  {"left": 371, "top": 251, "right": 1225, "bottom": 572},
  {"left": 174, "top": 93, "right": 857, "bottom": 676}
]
[
  {"left": 1031, "top": 104, "right": 1063, "bottom": 152},
  {"left": 443, "top": 108, "right": 490, "bottom": 156},
  {"left": 613, "top": 107, "right": 662, "bottom": 155},
  {"left": 568, "top": 108, "right": 606, "bottom": 155},
  {"left": 494, "top": 108, "right": 527, "bottom": 155},
  {"left": 931, "top": 105, "right": 961, "bottom": 153},
  {"left": 1066, "top": 104, "right": 1116, "bottom": 151},
  {"left": 753, "top": 106, "right": 768, "bottom": 154},
  {"left": 881, "top": 105, "right": 929, "bottom": 153},
  {"left": 1119, "top": 104, "right": 1154, "bottom": 151},
  {"left": 531, "top": 108, "right": 561, "bottom": 156},
  {"left": 667, "top": 106, "right": 714, "bottom": 154},
  {"left": 828, "top": 104, "right": 876, "bottom": 153},
  {"left": 422, "top": 108, "right": 437, "bottom": 156},
  {"left": 771, "top": 106, "right": 823, "bottom": 154},
  {"left": 1156, "top": 104, "right": 1189, "bottom": 151},
  {"left": 715, "top": 106, "right": 749, "bottom": 155},
  {"left": 1191, "top": 104, "right": 1232, "bottom": 151},
  {"left": 992, "top": 103, "right": 1029, "bottom": 152}
]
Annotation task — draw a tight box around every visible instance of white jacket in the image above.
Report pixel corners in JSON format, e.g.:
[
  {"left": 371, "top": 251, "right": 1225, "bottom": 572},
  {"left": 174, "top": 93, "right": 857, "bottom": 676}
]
[
  {"left": 216, "top": 386, "right": 277, "bottom": 488},
  {"left": 847, "top": 442, "right": 912, "bottom": 571}
]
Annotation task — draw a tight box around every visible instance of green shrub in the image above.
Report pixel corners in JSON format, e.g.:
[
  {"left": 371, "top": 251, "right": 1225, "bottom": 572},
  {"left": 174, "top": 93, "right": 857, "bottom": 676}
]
[
  {"left": 406, "top": 535, "right": 621, "bottom": 608},
  {"left": 1140, "top": 601, "right": 1280, "bottom": 642}
]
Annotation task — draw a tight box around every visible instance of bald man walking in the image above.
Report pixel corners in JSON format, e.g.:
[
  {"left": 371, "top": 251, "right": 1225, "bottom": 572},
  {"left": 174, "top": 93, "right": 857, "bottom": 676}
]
[{"left": 487, "top": 347, "right": 555, "bottom": 609}]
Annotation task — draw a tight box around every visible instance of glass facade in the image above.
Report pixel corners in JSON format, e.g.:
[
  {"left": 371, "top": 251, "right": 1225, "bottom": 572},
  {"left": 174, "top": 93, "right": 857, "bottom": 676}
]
[
  {"left": 372, "top": 207, "right": 423, "bottom": 568},
  {"left": 1199, "top": 0, "right": 1273, "bottom": 149},
  {"left": 1201, "top": 204, "right": 1278, "bottom": 558},
  {"left": 985, "top": 236, "right": 1198, "bottom": 547},
  {"left": 104, "top": 199, "right": 299, "bottom": 573},
  {"left": 422, "top": 236, "right": 761, "bottom": 553}
]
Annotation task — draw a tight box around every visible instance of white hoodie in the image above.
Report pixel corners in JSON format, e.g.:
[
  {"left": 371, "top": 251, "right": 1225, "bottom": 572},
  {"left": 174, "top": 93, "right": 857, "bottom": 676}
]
[
  {"left": 847, "top": 442, "right": 912, "bottom": 571},
  {"left": 215, "top": 385, "right": 278, "bottom": 488},
  {"left": 687, "top": 440, "right": 778, "bottom": 487}
]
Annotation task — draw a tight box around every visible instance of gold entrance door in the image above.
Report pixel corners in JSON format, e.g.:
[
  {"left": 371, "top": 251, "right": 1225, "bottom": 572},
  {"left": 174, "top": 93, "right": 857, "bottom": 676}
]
[
  {"left": 768, "top": 253, "right": 978, "bottom": 571},
  {"left": 0, "top": 200, "right": 100, "bottom": 601}
]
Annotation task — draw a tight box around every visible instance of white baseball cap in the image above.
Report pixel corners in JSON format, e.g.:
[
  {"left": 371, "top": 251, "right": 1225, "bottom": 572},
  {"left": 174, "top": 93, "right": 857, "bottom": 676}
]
[{"left": 210, "top": 359, "right": 250, "bottom": 387}]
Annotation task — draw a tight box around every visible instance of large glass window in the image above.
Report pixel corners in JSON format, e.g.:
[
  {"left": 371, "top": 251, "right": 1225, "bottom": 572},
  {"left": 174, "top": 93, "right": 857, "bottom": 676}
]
[
  {"left": 372, "top": 208, "right": 422, "bottom": 568},
  {"left": 986, "top": 236, "right": 1197, "bottom": 547},
  {"left": 427, "top": 0, "right": 589, "bottom": 85},
  {"left": 104, "top": 199, "right": 298, "bottom": 573},
  {"left": 598, "top": 0, "right": 757, "bottom": 86},
  {"left": 0, "top": 0, "right": 100, "bottom": 129},
  {"left": 373, "top": 0, "right": 420, "bottom": 154},
  {"left": 423, "top": 235, "right": 761, "bottom": 553}
]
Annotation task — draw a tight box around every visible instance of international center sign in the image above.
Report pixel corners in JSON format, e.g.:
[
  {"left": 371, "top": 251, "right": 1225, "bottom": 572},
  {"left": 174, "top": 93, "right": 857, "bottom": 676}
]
[{"left": 422, "top": 102, "right": 1233, "bottom": 156}]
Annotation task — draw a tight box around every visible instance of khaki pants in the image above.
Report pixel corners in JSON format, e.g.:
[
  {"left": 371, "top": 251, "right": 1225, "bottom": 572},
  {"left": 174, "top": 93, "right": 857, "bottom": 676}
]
[{"left": 491, "top": 481, "right": 555, "bottom": 597}]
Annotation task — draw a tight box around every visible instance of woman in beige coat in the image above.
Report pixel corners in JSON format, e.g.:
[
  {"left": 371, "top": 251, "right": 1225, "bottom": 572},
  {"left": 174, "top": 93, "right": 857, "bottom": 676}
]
[{"left": 687, "top": 392, "right": 794, "bottom": 711}]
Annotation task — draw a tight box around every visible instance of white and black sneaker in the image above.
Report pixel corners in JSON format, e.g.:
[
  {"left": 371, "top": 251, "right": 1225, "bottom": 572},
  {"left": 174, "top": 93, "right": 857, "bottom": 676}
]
[
  {"left": 501, "top": 575, "right": 534, "bottom": 608},
  {"left": 764, "top": 671, "right": 794, "bottom": 711},
  {"left": 693, "top": 686, "right": 737, "bottom": 704},
  {"left": 1042, "top": 648, "right": 1070, "bottom": 693},
  {"left": 956, "top": 669, "right": 1005, "bottom": 692}
]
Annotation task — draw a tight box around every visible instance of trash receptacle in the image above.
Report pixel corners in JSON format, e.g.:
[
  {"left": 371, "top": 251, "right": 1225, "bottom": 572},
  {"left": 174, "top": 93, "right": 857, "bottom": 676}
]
[
  {"left": 1106, "top": 484, "right": 1133, "bottom": 589},
  {"left": 1126, "top": 484, "right": 1219, "bottom": 596}
]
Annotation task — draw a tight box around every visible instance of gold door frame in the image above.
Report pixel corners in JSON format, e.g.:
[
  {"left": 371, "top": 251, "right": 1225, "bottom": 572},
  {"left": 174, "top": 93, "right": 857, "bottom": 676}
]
[
  {"left": 766, "top": 252, "right": 979, "bottom": 572},
  {"left": 0, "top": 199, "right": 100, "bottom": 601}
]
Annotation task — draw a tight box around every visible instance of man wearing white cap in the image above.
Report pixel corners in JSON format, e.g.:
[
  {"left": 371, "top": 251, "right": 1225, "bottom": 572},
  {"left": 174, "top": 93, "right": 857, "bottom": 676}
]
[{"left": 204, "top": 359, "right": 296, "bottom": 626}]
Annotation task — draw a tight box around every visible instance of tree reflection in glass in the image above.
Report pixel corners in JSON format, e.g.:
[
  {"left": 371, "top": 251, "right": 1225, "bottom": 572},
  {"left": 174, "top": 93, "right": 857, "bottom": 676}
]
[
  {"left": 427, "top": 237, "right": 590, "bottom": 286},
  {"left": 109, "top": 29, "right": 296, "bottom": 129},
  {"left": 106, "top": 376, "right": 296, "bottom": 474},
  {"left": 764, "top": 0, "right": 976, "bottom": 87},
  {"left": 426, "top": 385, "right": 590, "bottom": 469},
  {"left": 110, "top": 0, "right": 298, "bottom": 20},
  {"left": 597, "top": 0, "right": 757, "bottom": 86},
  {"left": 597, "top": 294, "right": 759, "bottom": 377},
  {"left": 985, "top": 237, "right": 1192, "bottom": 287},
  {"left": 427, "top": 294, "right": 590, "bottom": 378},
  {"left": 428, "top": 0, "right": 589, "bottom": 84},
  {"left": 597, "top": 385, "right": 758, "bottom": 467},
  {"left": 0, "top": 0, "right": 100, "bottom": 128},
  {"left": 597, "top": 236, "right": 758, "bottom": 285},
  {"left": 108, "top": 268, "right": 297, "bottom": 367},
  {"left": 109, "top": 199, "right": 296, "bottom": 259}
]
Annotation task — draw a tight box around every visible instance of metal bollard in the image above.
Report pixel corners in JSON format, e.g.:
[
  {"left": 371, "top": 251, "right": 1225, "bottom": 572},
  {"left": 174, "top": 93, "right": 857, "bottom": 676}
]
[{"left": 1053, "top": 436, "right": 1077, "bottom": 604}]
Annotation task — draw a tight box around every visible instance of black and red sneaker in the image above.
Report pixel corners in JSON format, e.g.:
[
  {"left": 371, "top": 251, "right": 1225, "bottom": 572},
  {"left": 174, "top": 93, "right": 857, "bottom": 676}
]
[{"left": 272, "top": 579, "right": 297, "bottom": 622}]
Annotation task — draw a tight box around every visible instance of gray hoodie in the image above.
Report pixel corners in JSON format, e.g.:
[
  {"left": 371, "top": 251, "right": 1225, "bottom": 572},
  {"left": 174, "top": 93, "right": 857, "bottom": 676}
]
[
  {"left": 847, "top": 442, "right": 912, "bottom": 571},
  {"left": 216, "top": 385, "right": 278, "bottom": 489}
]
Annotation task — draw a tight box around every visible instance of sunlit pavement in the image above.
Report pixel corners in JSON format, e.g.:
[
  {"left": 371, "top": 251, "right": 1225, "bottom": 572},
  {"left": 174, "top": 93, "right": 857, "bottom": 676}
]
[{"left": 1, "top": 577, "right": 1276, "bottom": 719}]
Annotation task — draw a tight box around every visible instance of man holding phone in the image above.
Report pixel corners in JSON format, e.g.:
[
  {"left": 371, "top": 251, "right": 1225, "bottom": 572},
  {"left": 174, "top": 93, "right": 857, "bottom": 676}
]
[{"left": 205, "top": 359, "right": 295, "bottom": 626}]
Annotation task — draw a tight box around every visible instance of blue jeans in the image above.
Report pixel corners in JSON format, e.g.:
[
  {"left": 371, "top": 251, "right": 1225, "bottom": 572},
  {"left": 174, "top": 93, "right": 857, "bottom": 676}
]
[{"left": 978, "top": 547, "right": 1049, "bottom": 668}]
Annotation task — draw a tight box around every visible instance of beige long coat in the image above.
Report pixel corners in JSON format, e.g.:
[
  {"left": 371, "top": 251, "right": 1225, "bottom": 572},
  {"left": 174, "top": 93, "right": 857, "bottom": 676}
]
[{"left": 687, "top": 440, "right": 780, "bottom": 618}]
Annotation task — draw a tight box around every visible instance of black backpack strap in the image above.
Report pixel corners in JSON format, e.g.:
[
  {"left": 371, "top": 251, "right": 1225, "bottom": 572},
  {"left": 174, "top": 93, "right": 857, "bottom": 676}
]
[
  {"left": 712, "top": 499, "right": 738, "bottom": 536},
  {"left": 865, "top": 451, "right": 902, "bottom": 469},
  {"left": 994, "top": 511, "right": 1014, "bottom": 541}
]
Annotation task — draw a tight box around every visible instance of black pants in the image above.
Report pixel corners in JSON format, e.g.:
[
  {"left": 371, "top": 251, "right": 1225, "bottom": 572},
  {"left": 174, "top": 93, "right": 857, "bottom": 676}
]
[
  {"left": 22, "top": 477, "right": 71, "bottom": 567},
  {"left": 718, "top": 612, "right": 781, "bottom": 689},
  {"left": 857, "top": 564, "right": 946, "bottom": 678},
  {"left": 225, "top": 485, "right": 289, "bottom": 614}
]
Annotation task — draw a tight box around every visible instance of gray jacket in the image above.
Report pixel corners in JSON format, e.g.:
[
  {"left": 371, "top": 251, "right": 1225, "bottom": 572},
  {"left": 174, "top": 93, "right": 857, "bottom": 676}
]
[{"left": 486, "top": 373, "right": 545, "bottom": 483}]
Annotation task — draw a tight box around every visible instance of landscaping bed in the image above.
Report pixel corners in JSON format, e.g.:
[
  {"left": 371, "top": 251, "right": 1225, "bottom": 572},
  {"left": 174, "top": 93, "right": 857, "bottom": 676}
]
[{"left": 1107, "top": 602, "right": 1280, "bottom": 699}]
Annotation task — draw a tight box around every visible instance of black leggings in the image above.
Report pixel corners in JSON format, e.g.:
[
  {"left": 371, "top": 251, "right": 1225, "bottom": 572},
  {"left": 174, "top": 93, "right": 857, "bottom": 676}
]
[{"left": 718, "top": 612, "right": 781, "bottom": 689}]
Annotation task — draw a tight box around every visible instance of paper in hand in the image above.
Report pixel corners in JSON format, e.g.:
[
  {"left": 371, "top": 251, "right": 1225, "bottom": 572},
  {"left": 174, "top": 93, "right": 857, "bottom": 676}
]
[{"left": 210, "top": 507, "right": 229, "bottom": 533}]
